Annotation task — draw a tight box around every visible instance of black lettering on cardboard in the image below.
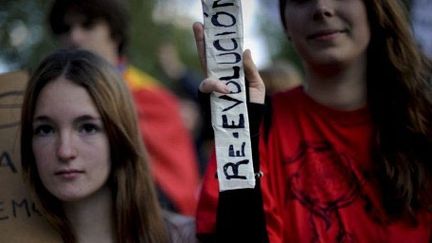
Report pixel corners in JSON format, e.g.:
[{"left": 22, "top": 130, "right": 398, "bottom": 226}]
[
  {"left": 229, "top": 142, "right": 246, "bottom": 157},
  {"left": 0, "top": 122, "right": 20, "bottom": 130},
  {"left": 222, "top": 114, "right": 245, "bottom": 129},
  {"left": 0, "top": 91, "right": 22, "bottom": 130},
  {"left": 216, "top": 31, "right": 236, "bottom": 36},
  {"left": 219, "top": 66, "right": 240, "bottom": 81},
  {"left": 223, "top": 159, "right": 249, "bottom": 180},
  {"left": 12, "top": 199, "right": 31, "bottom": 218},
  {"left": 0, "top": 151, "right": 17, "bottom": 173},
  {"left": 226, "top": 81, "right": 242, "bottom": 94},
  {"left": 32, "top": 202, "right": 42, "bottom": 216},
  {"left": 212, "top": 0, "right": 234, "bottom": 8},
  {"left": 0, "top": 201, "right": 9, "bottom": 220},
  {"left": 219, "top": 95, "right": 243, "bottom": 112},
  {"left": 214, "top": 38, "right": 238, "bottom": 51},
  {"left": 212, "top": 12, "right": 236, "bottom": 27},
  {"left": 217, "top": 52, "right": 241, "bottom": 64}
]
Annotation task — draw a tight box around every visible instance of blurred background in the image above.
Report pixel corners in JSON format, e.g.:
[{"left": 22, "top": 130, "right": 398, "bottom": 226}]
[
  {"left": 0, "top": 0, "right": 424, "bottom": 84},
  {"left": 0, "top": 0, "right": 302, "bottom": 82}
]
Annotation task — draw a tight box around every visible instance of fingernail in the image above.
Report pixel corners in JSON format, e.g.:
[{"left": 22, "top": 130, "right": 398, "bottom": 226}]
[{"left": 223, "top": 85, "right": 230, "bottom": 93}]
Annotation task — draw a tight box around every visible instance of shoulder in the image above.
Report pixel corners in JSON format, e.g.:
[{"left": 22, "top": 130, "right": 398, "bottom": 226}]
[
  {"left": 163, "top": 210, "right": 198, "bottom": 243},
  {"left": 267, "top": 86, "right": 306, "bottom": 121},
  {"left": 271, "top": 86, "right": 305, "bottom": 106},
  {"left": 123, "top": 65, "right": 163, "bottom": 90},
  {"left": 124, "top": 65, "right": 180, "bottom": 108},
  {"left": 263, "top": 86, "right": 307, "bottom": 139}
]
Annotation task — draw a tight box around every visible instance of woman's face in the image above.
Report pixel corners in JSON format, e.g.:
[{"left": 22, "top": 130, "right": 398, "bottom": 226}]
[
  {"left": 32, "top": 77, "right": 111, "bottom": 202},
  {"left": 283, "top": 0, "right": 370, "bottom": 68}
]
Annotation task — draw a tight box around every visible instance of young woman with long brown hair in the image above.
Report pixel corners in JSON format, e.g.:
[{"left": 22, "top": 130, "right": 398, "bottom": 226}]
[
  {"left": 21, "top": 49, "right": 196, "bottom": 243},
  {"left": 194, "top": 0, "right": 432, "bottom": 242}
]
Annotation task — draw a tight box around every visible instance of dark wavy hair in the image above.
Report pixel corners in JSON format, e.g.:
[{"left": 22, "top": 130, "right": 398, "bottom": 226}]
[
  {"left": 279, "top": 0, "right": 432, "bottom": 218},
  {"left": 48, "top": 0, "right": 129, "bottom": 56},
  {"left": 21, "top": 49, "right": 168, "bottom": 243}
]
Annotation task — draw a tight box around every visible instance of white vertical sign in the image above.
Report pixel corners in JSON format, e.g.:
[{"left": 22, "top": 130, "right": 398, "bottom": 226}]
[{"left": 201, "top": 0, "right": 255, "bottom": 191}]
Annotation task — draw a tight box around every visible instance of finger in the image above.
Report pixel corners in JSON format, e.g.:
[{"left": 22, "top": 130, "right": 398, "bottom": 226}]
[
  {"left": 193, "top": 22, "right": 208, "bottom": 75},
  {"left": 199, "top": 78, "right": 230, "bottom": 94},
  {"left": 243, "top": 49, "right": 266, "bottom": 104},
  {"left": 243, "top": 49, "right": 263, "bottom": 87}
]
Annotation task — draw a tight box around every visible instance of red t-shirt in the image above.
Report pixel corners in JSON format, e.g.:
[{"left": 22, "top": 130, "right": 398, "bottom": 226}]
[{"left": 196, "top": 86, "right": 432, "bottom": 242}]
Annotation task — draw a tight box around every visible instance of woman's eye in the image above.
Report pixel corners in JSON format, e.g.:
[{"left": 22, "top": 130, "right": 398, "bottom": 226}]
[
  {"left": 79, "top": 123, "right": 100, "bottom": 134},
  {"left": 34, "top": 125, "right": 54, "bottom": 136}
]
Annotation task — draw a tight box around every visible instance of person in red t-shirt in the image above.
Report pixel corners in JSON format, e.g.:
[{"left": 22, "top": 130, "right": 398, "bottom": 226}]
[{"left": 193, "top": 0, "right": 432, "bottom": 242}]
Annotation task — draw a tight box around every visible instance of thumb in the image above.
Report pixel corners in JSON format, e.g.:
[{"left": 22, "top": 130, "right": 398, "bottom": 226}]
[
  {"left": 243, "top": 49, "right": 265, "bottom": 104},
  {"left": 243, "top": 49, "right": 263, "bottom": 87}
]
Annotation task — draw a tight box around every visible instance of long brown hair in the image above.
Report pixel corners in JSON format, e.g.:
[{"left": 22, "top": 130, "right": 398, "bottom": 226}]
[
  {"left": 21, "top": 49, "right": 168, "bottom": 242},
  {"left": 365, "top": 0, "right": 432, "bottom": 217},
  {"left": 279, "top": 0, "right": 432, "bottom": 217}
]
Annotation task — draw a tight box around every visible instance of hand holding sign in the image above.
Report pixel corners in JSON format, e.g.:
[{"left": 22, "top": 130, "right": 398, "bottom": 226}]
[
  {"left": 196, "top": 0, "right": 265, "bottom": 191},
  {"left": 193, "top": 23, "right": 265, "bottom": 104}
]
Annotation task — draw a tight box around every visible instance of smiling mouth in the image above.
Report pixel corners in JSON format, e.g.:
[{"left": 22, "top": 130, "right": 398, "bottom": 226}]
[{"left": 308, "top": 30, "right": 346, "bottom": 40}]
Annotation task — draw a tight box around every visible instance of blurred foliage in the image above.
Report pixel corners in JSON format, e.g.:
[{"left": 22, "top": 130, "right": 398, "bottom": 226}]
[
  {"left": 1, "top": 0, "right": 414, "bottom": 80},
  {"left": 0, "top": 0, "right": 55, "bottom": 72},
  {"left": 261, "top": 26, "right": 303, "bottom": 72},
  {"left": 0, "top": 0, "right": 293, "bottom": 86},
  {"left": 128, "top": 0, "right": 202, "bottom": 83},
  {"left": 257, "top": 1, "right": 304, "bottom": 74},
  {"left": 0, "top": 0, "right": 202, "bottom": 85}
]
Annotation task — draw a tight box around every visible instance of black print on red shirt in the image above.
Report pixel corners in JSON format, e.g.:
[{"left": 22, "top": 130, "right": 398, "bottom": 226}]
[{"left": 284, "top": 140, "right": 367, "bottom": 243}]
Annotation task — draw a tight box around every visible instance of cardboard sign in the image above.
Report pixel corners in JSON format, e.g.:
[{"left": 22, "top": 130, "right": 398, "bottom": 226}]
[
  {"left": 201, "top": 0, "right": 255, "bottom": 191},
  {"left": 0, "top": 71, "right": 60, "bottom": 242}
]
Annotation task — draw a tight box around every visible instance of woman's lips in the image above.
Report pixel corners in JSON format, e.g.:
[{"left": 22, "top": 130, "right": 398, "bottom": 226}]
[
  {"left": 55, "top": 169, "right": 84, "bottom": 179},
  {"left": 308, "top": 29, "right": 346, "bottom": 40}
]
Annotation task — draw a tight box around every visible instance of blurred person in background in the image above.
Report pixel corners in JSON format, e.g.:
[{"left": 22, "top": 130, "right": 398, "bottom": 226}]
[
  {"left": 259, "top": 59, "right": 303, "bottom": 95},
  {"left": 157, "top": 41, "right": 213, "bottom": 176},
  {"left": 48, "top": 0, "right": 200, "bottom": 216}
]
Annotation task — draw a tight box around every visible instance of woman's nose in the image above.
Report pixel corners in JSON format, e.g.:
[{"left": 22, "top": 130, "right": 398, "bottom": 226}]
[
  {"left": 56, "top": 133, "right": 77, "bottom": 162},
  {"left": 312, "top": 0, "right": 335, "bottom": 20}
]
